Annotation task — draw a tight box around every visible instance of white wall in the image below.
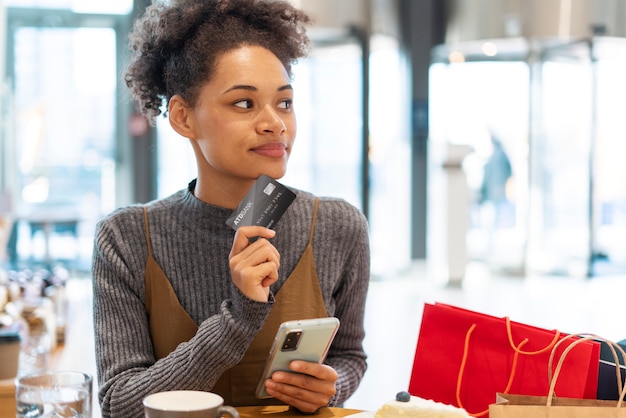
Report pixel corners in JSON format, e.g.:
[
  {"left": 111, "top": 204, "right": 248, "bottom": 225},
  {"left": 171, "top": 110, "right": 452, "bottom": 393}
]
[
  {"left": 291, "top": 0, "right": 401, "bottom": 38},
  {"left": 446, "top": 0, "right": 626, "bottom": 42}
]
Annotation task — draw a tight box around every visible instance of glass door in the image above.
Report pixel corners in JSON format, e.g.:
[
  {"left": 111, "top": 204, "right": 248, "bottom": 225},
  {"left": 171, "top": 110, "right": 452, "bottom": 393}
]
[
  {"left": 593, "top": 39, "right": 626, "bottom": 275},
  {"left": 528, "top": 37, "right": 626, "bottom": 276},
  {"left": 428, "top": 39, "right": 530, "bottom": 277},
  {"left": 3, "top": 10, "right": 121, "bottom": 271},
  {"left": 527, "top": 44, "right": 593, "bottom": 276}
]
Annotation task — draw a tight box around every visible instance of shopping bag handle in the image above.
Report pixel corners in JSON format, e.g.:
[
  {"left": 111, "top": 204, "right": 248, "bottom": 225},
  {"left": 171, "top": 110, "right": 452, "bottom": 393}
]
[
  {"left": 456, "top": 323, "right": 530, "bottom": 417},
  {"left": 457, "top": 319, "right": 568, "bottom": 416},
  {"left": 547, "top": 333, "right": 626, "bottom": 407},
  {"left": 549, "top": 333, "right": 625, "bottom": 398},
  {"left": 505, "top": 317, "right": 561, "bottom": 355}
]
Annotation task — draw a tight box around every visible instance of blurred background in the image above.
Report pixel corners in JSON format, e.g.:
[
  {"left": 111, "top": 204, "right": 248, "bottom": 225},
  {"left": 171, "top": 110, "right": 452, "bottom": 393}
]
[
  {"left": 2, "top": 0, "right": 626, "bottom": 414},
  {"left": 1, "top": 0, "right": 626, "bottom": 281}
]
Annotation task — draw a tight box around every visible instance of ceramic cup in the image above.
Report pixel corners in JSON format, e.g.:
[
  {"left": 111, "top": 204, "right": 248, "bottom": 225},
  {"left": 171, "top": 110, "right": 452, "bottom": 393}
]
[{"left": 144, "top": 390, "right": 239, "bottom": 418}]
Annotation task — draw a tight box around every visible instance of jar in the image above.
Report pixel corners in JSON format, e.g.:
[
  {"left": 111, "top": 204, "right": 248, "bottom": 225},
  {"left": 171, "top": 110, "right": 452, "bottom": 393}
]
[
  {"left": 0, "top": 330, "right": 21, "bottom": 379},
  {"left": 18, "top": 302, "right": 53, "bottom": 376}
]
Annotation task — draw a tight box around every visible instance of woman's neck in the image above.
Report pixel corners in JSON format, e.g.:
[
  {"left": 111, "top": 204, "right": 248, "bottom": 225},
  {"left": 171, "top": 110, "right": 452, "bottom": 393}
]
[{"left": 193, "top": 176, "right": 255, "bottom": 209}]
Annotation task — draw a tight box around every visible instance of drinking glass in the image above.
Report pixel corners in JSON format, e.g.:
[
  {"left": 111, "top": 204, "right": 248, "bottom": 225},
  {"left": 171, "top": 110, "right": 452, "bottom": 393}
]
[{"left": 16, "top": 370, "right": 92, "bottom": 418}]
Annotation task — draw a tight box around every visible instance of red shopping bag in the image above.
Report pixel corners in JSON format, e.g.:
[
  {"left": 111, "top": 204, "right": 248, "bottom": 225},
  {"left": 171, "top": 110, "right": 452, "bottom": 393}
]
[{"left": 409, "top": 303, "right": 601, "bottom": 417}]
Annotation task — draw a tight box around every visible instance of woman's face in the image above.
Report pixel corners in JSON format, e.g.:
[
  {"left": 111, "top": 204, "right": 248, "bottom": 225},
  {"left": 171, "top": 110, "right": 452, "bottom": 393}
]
[{"left": 181, "top": 45, "right": 296, "bottom": 185}]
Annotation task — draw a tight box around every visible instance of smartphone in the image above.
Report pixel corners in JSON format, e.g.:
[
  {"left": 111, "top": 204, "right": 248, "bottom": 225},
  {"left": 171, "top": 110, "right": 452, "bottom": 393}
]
[{"left": 255, "top": 317, "right": 340, "bottom": 399}]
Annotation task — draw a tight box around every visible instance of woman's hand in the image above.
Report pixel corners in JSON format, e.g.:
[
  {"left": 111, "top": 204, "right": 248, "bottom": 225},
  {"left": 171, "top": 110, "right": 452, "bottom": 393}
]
[
  {"left": 229, "top": 226, "right": 280, "bottom": 302},
  {"left": 262, "top": 361, "right": 338, "bottom": 413}
]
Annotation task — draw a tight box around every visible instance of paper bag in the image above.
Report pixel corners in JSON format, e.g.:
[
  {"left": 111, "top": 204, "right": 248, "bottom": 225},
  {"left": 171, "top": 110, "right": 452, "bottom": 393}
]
[
  {"left": 598, "top": 339, "right": 626, "bottom": 400},
  {"left": 599, "top": 359, "right": 626, "bottom": 400},
  {"left": 490, "top": 334, "right": 626, "bottom": 417},
  {"left": 489, "top": 393, "right": 626, "bottom": 418},
  {"left": 409, "top": 303, "right": 601, "bottom": 417}
]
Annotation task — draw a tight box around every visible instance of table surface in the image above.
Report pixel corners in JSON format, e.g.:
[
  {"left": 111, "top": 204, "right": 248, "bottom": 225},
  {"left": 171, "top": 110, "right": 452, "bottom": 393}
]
[
  {"left": 0, "top": 377, "right": 15, "bottom": 417},
  {"left": 2, "top": 372, "right": 367, "bottom": 418},
  {"left": 0, "top": 387, "right": 366, "bottom": 418},
  {"left": 237, "top": 405, "right": 365, "bottom": 418}
]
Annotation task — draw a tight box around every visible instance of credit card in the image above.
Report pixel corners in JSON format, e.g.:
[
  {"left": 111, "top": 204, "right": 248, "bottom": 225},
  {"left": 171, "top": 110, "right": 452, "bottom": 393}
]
[{"left": 225, "top": 175, "right": 296, "bottom": 231}]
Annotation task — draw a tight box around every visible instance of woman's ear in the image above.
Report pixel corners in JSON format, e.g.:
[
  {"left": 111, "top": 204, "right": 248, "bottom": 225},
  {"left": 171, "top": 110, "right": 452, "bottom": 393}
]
[{"left": 168, "top": 95, "right": 195, "bottom": 138}]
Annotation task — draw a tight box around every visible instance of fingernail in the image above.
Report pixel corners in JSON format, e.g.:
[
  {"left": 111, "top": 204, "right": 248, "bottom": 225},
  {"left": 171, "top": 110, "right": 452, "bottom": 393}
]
[{"left": 290, "top": 361, "right": 302, "bottom": 371}]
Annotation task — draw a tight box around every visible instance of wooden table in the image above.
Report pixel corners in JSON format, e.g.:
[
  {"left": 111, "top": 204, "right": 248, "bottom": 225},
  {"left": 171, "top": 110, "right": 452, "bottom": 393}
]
[
  {"left": 0, "top": 377, "right": 16, "bottom": 418},
  {"left": 237, "top": 405, "right": 365, "bottom": 418},
  {"left": 0, "top": 389, "right": 365, "bottom": 418}
]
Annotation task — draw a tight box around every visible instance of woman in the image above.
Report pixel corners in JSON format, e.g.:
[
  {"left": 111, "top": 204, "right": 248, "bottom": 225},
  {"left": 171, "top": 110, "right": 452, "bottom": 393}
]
[{"left": 91, "top": 0, "right": 370, "bottom": 416}]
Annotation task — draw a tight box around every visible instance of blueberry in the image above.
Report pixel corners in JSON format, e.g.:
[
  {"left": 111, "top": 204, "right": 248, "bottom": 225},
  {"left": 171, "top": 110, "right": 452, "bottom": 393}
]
[{"left": 396, "top": 391, "right": 411, "bottom": 402}]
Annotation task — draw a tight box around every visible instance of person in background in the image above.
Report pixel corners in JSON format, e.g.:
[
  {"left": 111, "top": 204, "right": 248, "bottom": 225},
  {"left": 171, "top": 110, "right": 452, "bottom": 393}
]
[
  {"left": 479, "top": 135, "right": 513, "bottom": 226},
  {"left": 91, "top": 0, "right": 370, "bottom": 416}
]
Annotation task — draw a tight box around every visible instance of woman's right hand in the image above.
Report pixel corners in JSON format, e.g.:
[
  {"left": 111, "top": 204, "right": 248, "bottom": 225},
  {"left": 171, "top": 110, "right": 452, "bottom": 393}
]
[{"left": 229, "top": 226, "right": 280, "bottom": 302}]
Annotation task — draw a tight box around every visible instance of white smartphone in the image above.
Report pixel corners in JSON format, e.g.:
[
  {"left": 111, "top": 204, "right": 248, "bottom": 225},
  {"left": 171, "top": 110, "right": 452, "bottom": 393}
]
[{"left": 255, "top": 317, "right": 340, "bottom": 399}]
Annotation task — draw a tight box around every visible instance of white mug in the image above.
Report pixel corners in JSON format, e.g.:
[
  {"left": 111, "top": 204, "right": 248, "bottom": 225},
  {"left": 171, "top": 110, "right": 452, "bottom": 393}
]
[{"left": 143, "top": 391, "right": 239, "bottom": 418}]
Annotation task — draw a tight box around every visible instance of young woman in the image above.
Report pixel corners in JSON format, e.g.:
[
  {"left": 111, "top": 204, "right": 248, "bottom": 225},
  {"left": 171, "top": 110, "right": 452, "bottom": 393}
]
[{"left": 92, "top": 0, "right": 370, "bottom": 416}]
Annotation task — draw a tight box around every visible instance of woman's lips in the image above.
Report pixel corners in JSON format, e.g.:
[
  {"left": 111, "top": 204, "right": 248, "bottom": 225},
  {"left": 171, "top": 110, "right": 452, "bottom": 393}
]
[{"left": 252, "top": 143, "right": 287, "bottom": 158}]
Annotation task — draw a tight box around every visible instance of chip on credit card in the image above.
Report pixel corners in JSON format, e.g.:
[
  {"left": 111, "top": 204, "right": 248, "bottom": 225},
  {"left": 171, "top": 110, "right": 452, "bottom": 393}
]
[{"left": 225, "top": 175, "right": 296, "bottom": 231}]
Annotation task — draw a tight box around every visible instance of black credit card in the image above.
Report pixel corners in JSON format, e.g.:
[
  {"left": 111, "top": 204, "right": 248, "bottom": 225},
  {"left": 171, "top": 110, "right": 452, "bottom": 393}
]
[{"left": 225, "top": 175, "right": 296, "bottom": 231}]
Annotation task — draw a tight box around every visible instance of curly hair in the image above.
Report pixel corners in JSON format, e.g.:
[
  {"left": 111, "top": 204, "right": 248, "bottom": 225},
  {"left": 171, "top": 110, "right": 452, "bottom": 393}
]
[{"left": 125, "top": 0, "right": 311, "bottom": 124}]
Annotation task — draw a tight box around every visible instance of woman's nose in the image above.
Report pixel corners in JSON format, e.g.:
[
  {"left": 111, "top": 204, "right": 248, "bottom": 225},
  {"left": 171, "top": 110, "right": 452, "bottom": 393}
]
[{"left": 257, "top": 104, "right": 286, "bottom": 134}]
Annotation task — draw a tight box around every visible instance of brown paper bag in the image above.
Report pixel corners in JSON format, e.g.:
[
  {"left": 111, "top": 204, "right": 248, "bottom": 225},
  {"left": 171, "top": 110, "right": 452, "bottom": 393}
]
[
  {"left": 490, "top": 393, "right": 626, "bottom": 417},
  {"left": 490, "top": 334, "right": 626, "bottom": 417}
]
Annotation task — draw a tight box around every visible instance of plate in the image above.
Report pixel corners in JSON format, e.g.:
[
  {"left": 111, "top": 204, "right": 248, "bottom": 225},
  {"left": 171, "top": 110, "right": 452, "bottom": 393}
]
[{"left": 347, "top": 412, "right": 375, "bottom": 418}]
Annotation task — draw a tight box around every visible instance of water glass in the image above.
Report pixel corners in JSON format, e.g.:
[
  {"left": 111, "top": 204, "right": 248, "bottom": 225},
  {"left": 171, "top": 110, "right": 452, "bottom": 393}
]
[{"left": 15, "top": 370, "right": 92, "bottom": 418}]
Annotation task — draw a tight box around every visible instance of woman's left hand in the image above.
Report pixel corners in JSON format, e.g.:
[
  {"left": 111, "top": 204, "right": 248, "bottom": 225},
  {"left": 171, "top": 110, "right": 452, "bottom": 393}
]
[{"left": 262, "top": 360, "right": 338, "bottom": 413}]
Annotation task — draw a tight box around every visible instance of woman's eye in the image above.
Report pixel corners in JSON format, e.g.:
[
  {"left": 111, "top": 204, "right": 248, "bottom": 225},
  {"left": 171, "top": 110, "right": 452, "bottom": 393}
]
[
  {"left": 278, "top": 99, "right": 293, "bottom": 110},
  {"left": 234, "top": 99, "right": 253, "bottom": 109}
]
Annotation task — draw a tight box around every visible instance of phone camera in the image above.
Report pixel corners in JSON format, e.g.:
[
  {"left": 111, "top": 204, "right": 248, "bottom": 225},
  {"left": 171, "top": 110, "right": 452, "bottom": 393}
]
[{"left": 281, "top": 331, "right": 302, "bottom": 352}]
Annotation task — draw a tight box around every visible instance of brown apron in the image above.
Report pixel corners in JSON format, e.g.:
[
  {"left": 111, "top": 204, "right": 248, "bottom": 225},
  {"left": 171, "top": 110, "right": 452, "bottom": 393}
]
[
  {"left": 143, "top": 198, "right": 328, "bottom": 406},
  {"left": 144, "top": 207, "right": 198, "bottom": 359}
]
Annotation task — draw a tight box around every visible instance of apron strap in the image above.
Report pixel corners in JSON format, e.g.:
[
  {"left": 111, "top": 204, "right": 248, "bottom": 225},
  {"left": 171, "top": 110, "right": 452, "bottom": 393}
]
[
  {"left": 308, "top": 198, "right": 319, "bottom": 244},
  {"left": 143, "top": 206, "right": 153, "bottom": 256}
]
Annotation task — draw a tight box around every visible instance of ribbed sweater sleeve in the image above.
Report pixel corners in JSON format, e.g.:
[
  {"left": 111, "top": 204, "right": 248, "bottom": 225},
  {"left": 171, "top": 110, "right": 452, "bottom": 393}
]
[{"left": 91, "top": 185, "right": 369, "bottom": 417}]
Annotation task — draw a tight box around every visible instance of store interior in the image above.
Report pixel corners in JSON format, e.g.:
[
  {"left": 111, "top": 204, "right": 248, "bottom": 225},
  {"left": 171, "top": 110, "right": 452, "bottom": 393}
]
[{"left": 1, "top": 0, "right": 626, "bottom": 415}]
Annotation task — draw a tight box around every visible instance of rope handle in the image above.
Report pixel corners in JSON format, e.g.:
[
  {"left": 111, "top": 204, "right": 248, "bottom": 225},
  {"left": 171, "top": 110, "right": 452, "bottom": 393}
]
[
  {"left": 547, "top": 333, "right": 626, "bottom": 408},
  {"left": 505, "top": 316, "right": 561, "bottom": 355},
  {"left": 548, "top": 333, "right": 624, "bottom": 397},
  {"left": 455, "top": 318, "right": 570, "bottom": 416},
  {"left": 456, "top": 323, "right": 529, "bottom": 417}
]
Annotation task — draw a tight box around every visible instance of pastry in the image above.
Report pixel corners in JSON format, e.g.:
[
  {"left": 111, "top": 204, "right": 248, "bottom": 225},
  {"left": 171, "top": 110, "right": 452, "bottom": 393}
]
[{"left": 374, "top": 391, "right": 470, "bottom": 418}]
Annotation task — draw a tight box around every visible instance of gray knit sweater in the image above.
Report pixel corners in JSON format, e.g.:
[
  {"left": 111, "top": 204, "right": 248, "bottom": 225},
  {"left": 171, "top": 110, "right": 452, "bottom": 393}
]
[{"left": 91, "top": 182, "right": 370, "bottom": 417}]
